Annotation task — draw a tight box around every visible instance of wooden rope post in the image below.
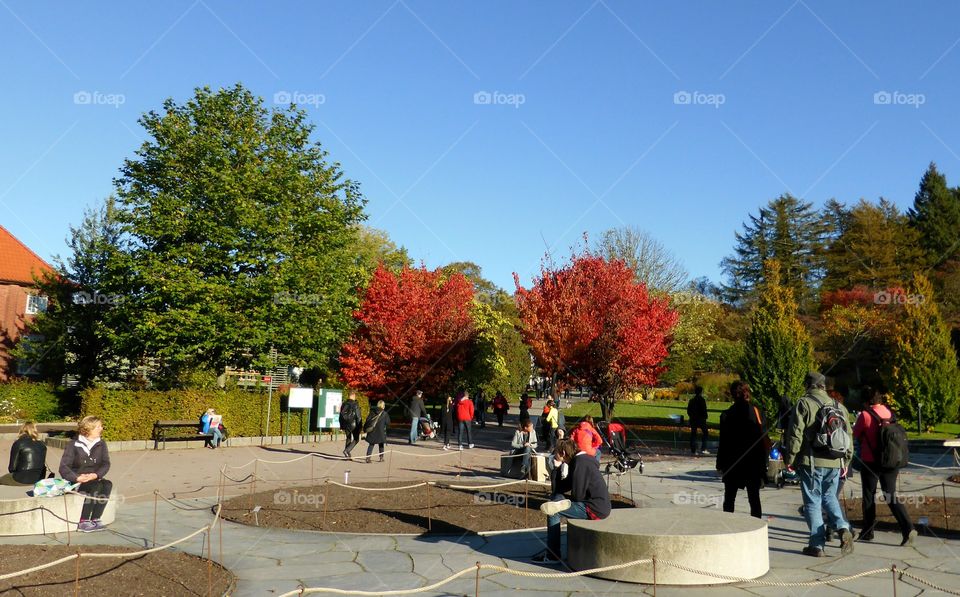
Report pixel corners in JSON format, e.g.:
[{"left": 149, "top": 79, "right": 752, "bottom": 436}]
[
  {"left": 153, "top": 490, "right": 159, "bottom": 547},
  {"left": 475, "top": 561, "right": 481, "bottom": 597},
  {"left": 322, "top": 479, "right": 329, "bottom": 528},
  {"left": 387, "top": 449, "right": 393, "bottom": 483},
  {"left": 219, "top": 506, "right": 224, "bottom": 565},
  {"left": 74, "top": 552, "right": 81, "bottom": 597},
  {"left": 524, "top": 480, "right": 529, "bottom": 528},
  {"left": 942, "top": 483, "right": 949, "bottom": 532},
  {"left": 427, "top": 481, "right": 432, "bottom": 531},
  {"left": 252, "top": 460, "right": 258, "bottom": 495},
  {"left": 63, "top": 494, "right": 70, "bottom": 545},
  {"left": 458, "top": 449, "right": 463, "bottom": 479},
  {"left": 310, "top": 455, "right": 315, "bottom": 485},
  {"left": 652, "top": 556, "right": 657, "bottom": 597},
  {"left": 891, "top": 564, "right": 898, "bottom": 597}
]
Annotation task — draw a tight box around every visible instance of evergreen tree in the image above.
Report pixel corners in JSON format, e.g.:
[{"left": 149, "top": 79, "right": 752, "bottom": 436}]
[
  {"left": 908, "top": 163, "right": 960, "bottom": 266},
  {"left": 822, "top": 199, "right": 924, "bottom": 292},
  {"left": 740, "top": 260, "right": 816, "bottom": 422},
  {"left": 883, "top": 273, "right": 960, "bottom": 427},
  {"left": 721, "top": 194, "right": 829, "bottom": 309}
]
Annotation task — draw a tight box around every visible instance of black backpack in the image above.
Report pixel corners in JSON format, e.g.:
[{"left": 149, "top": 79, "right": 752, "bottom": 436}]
[
  {"left": 865, "top": 408, "right": 909, "bottom": 470},
  {"left": 339, "top": 400, "right": 359, "bottom": 431}
]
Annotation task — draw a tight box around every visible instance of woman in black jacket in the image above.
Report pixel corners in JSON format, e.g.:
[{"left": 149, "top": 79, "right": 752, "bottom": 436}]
[
  {"left": 716, "top": 381, "right": 768, "bottom": 519},
  {"left": 440, "top": 395, "right": 455, "bottom": 450},
  {"left": 59, "top": 416, "right": 112, "bottom": 532},
  {"left": 363, "top": 400, "right": 390, "bottom": 463},
  {"left": 1, "top": 421, "right": 47, "bottom": 486}
]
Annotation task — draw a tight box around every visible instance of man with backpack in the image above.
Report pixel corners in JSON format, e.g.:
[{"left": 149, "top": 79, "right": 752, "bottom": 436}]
[
  {"left": 339, "top": 391, "right": 363, "bottom": 459},
  {"left": 852, "top": 386, "right": 915, "bottom": 545},
  {"left": 782, "top": 372, "right": 855, "bottom": 558}
]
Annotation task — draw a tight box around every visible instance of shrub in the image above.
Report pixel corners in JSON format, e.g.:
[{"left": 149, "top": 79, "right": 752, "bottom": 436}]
[
  {"left": 652, "top": 388, "right": 678, "bottom": 401},
  {"left": 80, "top": 387, "right": 314, "bottom": 441},
  {"left": 0, "top": 380, "right": 64, "bottom": 422},
  {"left": 695, "top": 373, "right": 740, "bottom": 402},
  {"left": 674, "top": 381, "right": 696, "bottom": 397}
]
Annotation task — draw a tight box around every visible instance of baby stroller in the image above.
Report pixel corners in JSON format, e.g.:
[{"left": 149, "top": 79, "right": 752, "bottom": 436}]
[
  {"left": 417, "top": 415, "right": 437, "bottom": 441},
  {"left": 596, "top": 420, "right": 643, "bottom": 475},
  {"left": 767, "top": 442, "right": 799, "bottom": 488}
]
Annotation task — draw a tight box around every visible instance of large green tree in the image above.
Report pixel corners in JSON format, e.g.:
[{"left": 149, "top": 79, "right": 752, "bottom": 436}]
[
  {"left": 112, "top": 84, "right": 366, "bottom": 385},
  {"left": 822, "top": 199, "right": 923, "bottom": 292},
  {"left": 740, "top": 260, "right": 816, "bottom": 421},
  {"left": 908, "top": 163, "right": 960, "bottom": 267},
  {"left": 721, "top": 194, "right": 829, "bottom": 309},
  {"left": 883, "top": 273, "right": 960, "bottom": 427}
]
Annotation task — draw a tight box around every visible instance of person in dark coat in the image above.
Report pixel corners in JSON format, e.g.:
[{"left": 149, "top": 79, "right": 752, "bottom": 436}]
[
  {"left": 59, "top": 416, "right": 112, "bottom": 532},
  {"left": 492, "top": 392, "right": 509, "bottom": 427},
  {"left": 407, "top": 390, "right": 427, "bottom": 445},
  {"left": 716, "top": 381, "right": 767, "bottom": 518},
  {"left": 687, "top": 385, "right": 709, "bottom": 455},
  {"left": 1, "top": 421, "right": 47, "bottom": 486},
  {"left": 339, "top": 391, "right": 363, "bottom": 458},
  {"left": 440, "top": 395, "right": 455, "bottom": 450},
  {"left": 474, "top": 391, "right": 487, "bottom": 428},
  {"left": 519, "top": 392, "right": 531, "bottom": 419},
  {"left": 363, "top": 400, "right": 390, "bottom": 463}
]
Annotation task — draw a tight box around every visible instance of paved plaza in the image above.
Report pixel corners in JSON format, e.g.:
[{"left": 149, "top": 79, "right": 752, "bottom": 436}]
[{"left": 3, "top": 429, "right": 959, "bottom": 596}]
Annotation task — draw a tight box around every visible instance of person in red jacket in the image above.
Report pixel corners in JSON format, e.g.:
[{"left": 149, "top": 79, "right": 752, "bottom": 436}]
[
  {"left": 492, "top": 392, "right": 509, "bottom": 427},
  {"left": 852, "top": 386, "right": 916, "bottom": 545},
  {"left": 456, "top": 391, "right": 475, "bottom": 450},
  {"left": 570, "top": 416, "right": 602, "bottom": 463}
]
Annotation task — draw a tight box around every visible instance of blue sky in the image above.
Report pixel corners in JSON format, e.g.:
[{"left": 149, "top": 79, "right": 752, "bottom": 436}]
[{"left": 2, "top": 1, "right": 959, "bottom": 291}]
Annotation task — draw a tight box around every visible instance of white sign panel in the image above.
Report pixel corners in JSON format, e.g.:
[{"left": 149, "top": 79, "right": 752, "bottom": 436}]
[{"left": 288, "top": 387, "right": 314, "bottom": 409}]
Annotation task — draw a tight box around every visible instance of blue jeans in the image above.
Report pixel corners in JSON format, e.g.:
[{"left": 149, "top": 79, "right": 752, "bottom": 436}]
[
  {"left": 409, "top": 418, "right": 419, "bottom": 444},
  {"left": 208, "top": 427, "right": 223, "bottom": 448},
  {"left": 458, "top": 421, "right": 472, "bottom": 447},
  {"left": 799, "top": 465, "right": 850, "bottom": 548},
  {"left": 511, "top": 447, "right": 532, "bottom": 473},
  {"left": 546, "top": 494, "right": 590, "bottom": 557}
]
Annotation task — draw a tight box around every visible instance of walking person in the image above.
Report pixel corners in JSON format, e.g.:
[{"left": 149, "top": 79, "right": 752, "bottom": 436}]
[
  {"left": 492, "top": 392, "right": 509, "bottom": 427},
  {"left": 716, "top": 381, "right": 768, "bottom": 519},
  {"left": 474, "top": 391, "right": 487, "bottom": 428},
  {"left": 783, "top": 372, "right": 855, "bottom": 557},
  {"left": 340, "top": 391, "right": 363, "bottom": 458},
  {"left": 408, "top": 390, "right": 427, "bottom": 445},
  {"left": 519, "top": 392, "right": 532, "bottom": 420},
  {"left": 687, "top": 385, "right": 709, "bottom": 455},
  {"left": 59, "top": 416, "right": 112, "bottom": 532},
  {"left": 456, "top": 391, "right": 475, "bottom": 449},
  {"left": 852, "top": 386, "right": 916, "bottom": 545},
  {"left": 1, "top": 421, "right": 47, "bottom": 486},
  {"left": 440, "top": 395, "right": 455, "bottom": 450},
  {"left": 540, "top": 398, "right": 559, "bottom": 452},
  {"left": 363, "top": 400, "right": 390, "bottom": 463},
  {"left": 510, "top": 419, "right": 538, "bottom": 478}
]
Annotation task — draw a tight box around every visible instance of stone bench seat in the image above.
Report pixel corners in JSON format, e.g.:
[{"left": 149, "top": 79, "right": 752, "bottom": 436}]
[
  {"left": 567, "top": 507, "right": 768, "bottom": 585},
  {"left": 0, "top": 484, "right": 117, "bottom": 536}
]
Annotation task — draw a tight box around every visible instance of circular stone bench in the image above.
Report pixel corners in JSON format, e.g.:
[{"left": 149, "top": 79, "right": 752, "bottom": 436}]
[
  {"left": 567, "top": 507, "right": 768, "bottom": 585},
  {"left": 0, "top": 486, "right": 117, "bottom": 536}
]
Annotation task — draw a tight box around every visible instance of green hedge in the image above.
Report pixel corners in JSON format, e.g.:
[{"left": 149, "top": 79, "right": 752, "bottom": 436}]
[
  {"left": 0, "top": 380, "right": 64, "bottom": 423},
  {"left": 80, "top": 387, "right": 319, "bottom": 441}
]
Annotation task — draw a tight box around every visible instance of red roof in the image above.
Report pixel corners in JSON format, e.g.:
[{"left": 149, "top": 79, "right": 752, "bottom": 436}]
[{"left": 0, "top": 225, "right": 53, "bottom": 286}]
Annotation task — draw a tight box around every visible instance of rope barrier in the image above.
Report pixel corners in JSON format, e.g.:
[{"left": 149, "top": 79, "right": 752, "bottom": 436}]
[
  {"left": 446, "top": 480, "right": 550, "bottom": 490},
  {"left": 899, "top": 568, "right": 960, "bottom": 595},
  {"left": 224, "top": 447, "right": 462, "bottom": 471},
  {"left": 325, "top": 481, "right": 430, "bottom": 492}
]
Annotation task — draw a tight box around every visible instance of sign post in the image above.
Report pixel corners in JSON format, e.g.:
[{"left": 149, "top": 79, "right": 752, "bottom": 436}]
[
  {"left": 262, "top": 376, "right": 272, "bottom": 446},
  {"left": 287, "top": 388, "right": 314, "bottom": 445}
]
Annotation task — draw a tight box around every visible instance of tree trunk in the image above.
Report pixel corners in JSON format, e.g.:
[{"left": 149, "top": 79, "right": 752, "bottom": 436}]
[{"left": 599, "top": 395, "right": 616, "bottom": 422}]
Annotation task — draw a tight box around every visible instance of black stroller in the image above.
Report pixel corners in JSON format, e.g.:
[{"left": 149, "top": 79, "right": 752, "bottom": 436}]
[{"left": 596, "top": 420, "right": 643, "bottom": 475}]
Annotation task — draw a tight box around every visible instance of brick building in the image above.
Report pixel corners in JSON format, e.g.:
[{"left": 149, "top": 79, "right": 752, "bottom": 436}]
[{"left": 0, "top": 225, "right": 53, "bottom": 381}]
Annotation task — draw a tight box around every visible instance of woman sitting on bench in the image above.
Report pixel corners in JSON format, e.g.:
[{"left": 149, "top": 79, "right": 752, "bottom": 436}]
[
  {"left": 59, "top": 416, "right": 112, "bottom": 533},
  {"left": 1, "top": 421, "right": 47, "bottom": 486},
  {"left": 201, "top": 408, "right": 224, "bottom": 449}
]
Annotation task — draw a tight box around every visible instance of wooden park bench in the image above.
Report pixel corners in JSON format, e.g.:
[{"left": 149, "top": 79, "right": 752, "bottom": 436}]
[{"left": 152, "top": 419, "right": 213, "bottom": 450}]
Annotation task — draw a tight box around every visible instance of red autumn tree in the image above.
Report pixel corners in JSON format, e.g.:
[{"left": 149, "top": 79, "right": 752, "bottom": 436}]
[
  {"left": 514, "top": 252, "right": 678, "bottom": 420},
  {"left": 339, "top": 264, "right": 475, "bottom": 403}
]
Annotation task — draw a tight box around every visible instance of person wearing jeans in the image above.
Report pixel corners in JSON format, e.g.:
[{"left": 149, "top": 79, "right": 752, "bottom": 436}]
[
  {"left": 509, "top": 419, "right": 538, "bottom": 477},
  {"left": 408, "top": 391, "right": 427, "bottom": 444},
  {"left": 456, "top": 392, "right": 475, "bottom": 449},
  {"left": 783, "top": 372, "right": 854, "bottom": 557},
  {"left": 533, "top": 439, "right": 611, "bottom": 564}
]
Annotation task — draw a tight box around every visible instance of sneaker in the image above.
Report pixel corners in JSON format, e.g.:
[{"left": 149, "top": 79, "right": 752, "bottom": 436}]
[
  {"left": 840, "top": 528, "right": 854, "bottom": 556},
  {"left": 901, "top": 529, "right": 918, "bottom": 546},
  {"left": 468, "top": 443, "right": 475, "bottom": 449},
  {"left": 857, "top": 530, "right": 874, "bottom": 542},
  {"left": 89, "top": 520, "right": 107, "bottom": 532},
  {"left": 531, "top": 550, "right": 561, "bottom": 564},
  {"left": 700, "top": 449, "right": 711, "bottom": 455},
  {"left": 458, "top": 445, "right": 463, "bottom": 451},
  {"left": 77, "top": 520, "right": 96, "bottom": 533},
  {"left": 519, "top": 468, "right": 529, "bottom": 478},
  {"left": 801, "top": 546, "right": 825, "bottom": 558},
  {"left": 540, "top": 499, "right": 572, "bottom": 516},
  {"left": 443, "top": 444, "right": 449, "bottom": 451}
]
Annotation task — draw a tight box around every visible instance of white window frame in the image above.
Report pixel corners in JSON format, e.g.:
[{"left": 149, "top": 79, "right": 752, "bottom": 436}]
[{"left": 25, "top": 294, "right": 48, "bottom": 314}]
